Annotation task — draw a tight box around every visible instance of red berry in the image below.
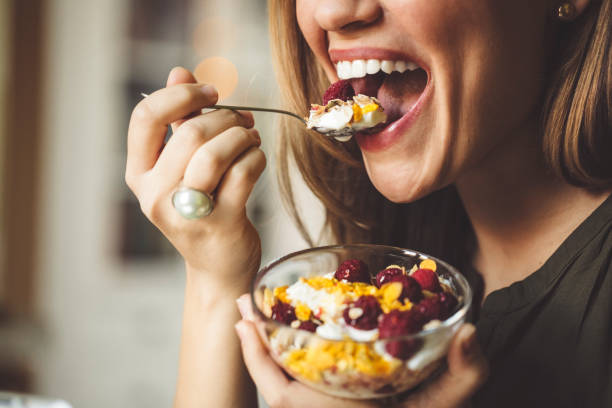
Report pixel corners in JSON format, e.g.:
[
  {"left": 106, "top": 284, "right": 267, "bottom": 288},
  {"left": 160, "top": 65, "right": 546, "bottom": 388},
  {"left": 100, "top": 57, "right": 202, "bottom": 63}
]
[
  {"left": 322, "top": 80, "right": 355, "bottom": 105},
  {"left": 298, "top": 321, "right": 318, "bottom": 332},
  {"left": 411, "top": 268, "right": 442, "bottom": 292},
  {"left": 438, "top": 292, "right": 458, "bottom": 320},
  {"left": 343, "top": 295, "right": 382, "bottom": 330},
  {"left": 413, "top": 296, "right": 443, "bottom": 323},
  {"left": 271, "top": 301, "right": 296, "bottom": 325},
  {"left": 414, "top": 292, "right": 459, "bottom": 322},
  {"left": 385, "top": 338, "right": 423, "bottom": 360},
  {"left": 375, "top": 267, "right": 404, "bottom": 288},
  {"left": 378, "top": 309, "right": 423, "bottom": 338},
  {"left": 334, "top": 259, "right": 370, "bottom": 283},
  {"left": 389, "top": 275, "right": 423, "bottom": 303}
]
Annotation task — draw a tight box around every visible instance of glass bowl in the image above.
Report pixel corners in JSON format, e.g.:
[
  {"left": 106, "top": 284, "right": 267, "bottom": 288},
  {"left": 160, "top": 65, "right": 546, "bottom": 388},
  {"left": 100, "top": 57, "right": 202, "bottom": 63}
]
[{"left": 251, "top": 244, "right": 471, "bottom": 399}]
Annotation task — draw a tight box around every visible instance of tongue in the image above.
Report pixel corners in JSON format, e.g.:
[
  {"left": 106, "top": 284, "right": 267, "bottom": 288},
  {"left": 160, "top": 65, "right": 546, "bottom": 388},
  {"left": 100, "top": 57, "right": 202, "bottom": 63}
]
[{"left": 350, "top": 70, "right": 428, "bottom": 122}]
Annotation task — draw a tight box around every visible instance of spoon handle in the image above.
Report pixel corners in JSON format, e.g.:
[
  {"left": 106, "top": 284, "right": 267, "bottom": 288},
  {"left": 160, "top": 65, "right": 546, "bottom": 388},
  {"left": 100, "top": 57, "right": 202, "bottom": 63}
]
[
  {"left": 139, "top": 93, "right": 306, "bottom": 124},
  {"left": 211, "top": 104, "right": 307, "bottom": 124}
]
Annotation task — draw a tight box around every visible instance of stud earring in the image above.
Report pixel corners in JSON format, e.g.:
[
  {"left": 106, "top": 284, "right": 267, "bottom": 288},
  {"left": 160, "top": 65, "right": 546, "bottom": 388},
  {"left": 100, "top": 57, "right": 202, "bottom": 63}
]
[{"left": 557, "top": 2, "right": 577, "bottom": 21}]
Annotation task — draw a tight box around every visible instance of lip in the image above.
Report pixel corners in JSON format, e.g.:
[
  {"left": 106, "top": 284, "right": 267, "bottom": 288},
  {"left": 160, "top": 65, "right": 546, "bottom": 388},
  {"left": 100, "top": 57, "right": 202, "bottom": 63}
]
[{"left": 355, "top": 79, "right": 433, "bottom": 153}]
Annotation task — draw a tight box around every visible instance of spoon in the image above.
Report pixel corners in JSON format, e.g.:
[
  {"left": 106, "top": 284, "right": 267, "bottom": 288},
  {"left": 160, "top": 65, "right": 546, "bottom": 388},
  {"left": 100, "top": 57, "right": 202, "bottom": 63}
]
[{"left": 140, "top": 93, "right": 355, "bottom": 140}]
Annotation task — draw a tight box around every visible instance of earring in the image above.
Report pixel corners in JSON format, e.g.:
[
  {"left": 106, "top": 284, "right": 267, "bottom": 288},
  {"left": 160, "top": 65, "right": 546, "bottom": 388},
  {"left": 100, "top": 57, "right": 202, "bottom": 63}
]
[{"left": 557, "top": 2, "right": 577, "bottom": 21}]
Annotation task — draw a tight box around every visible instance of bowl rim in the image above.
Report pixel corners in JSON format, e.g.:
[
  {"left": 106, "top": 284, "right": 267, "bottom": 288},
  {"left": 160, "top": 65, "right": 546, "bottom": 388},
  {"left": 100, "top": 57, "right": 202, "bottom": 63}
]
[{"left": 250, "top": 243, "right": 472, "bottom": 342}]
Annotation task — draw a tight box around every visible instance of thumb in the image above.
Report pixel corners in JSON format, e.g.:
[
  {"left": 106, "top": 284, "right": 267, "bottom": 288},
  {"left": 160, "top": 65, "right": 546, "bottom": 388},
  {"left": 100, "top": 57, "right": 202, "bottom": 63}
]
[
  {"left": 166, "top": 66, "right": 199, "bottom": 132},
  {"left": 403, "top": 324, "right": 489, "bottom": 408}
]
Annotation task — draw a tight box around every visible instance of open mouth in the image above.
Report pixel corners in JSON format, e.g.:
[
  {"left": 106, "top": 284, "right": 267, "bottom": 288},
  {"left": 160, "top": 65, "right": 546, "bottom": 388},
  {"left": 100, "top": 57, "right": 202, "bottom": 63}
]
[{"left": 335, "top": 58, "right": 429, "bottom": 128}]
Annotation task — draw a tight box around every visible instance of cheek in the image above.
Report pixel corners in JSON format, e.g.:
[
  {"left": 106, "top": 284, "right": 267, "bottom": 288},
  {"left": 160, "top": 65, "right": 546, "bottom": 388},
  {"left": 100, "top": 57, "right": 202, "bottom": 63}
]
[{"left": 296, "top": 3, "right": 330, "bottom": 63}]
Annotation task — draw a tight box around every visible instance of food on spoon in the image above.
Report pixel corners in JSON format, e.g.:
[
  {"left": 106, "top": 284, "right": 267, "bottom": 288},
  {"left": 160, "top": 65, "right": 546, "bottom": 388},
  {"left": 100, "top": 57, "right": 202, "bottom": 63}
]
[
  {"left": 262, "top": 257, "right": 461, "bottom": 398},
  {"left": 307, "top": 81, "right": 387, "bottom": 141}
]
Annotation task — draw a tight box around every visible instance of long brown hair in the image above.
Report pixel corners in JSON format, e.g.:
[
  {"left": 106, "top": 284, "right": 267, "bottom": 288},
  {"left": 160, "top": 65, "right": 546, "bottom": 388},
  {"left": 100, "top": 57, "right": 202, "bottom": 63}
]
[{"left": 267, "top": 0, "right": 612, "bottom": 270}]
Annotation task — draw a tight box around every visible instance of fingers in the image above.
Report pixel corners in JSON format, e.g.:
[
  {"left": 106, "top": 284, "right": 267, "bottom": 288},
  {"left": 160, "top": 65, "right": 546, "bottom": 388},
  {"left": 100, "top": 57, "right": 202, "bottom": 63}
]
[
  {"left": 126, "top": 82, "right": 218, "bottom": 182},
  {"left": 235, "top": 295, "right": 376, "bottom": 408},
  {"left": 182, "top": 128, "right": 261, "bottom": 194},
  {"left": 151, "top": 109, "right": 256, "bottom": 189},
  {"left": 215, "top": 145, "right": 267, "bottom": 212},
  {"left": 166, "top": 67, "right": 198, "bottom": 132},
  {"left": 402, "top": 324, "right": 489, "bottom": 408},
  {"left": 234, "top": 317, "right": 291, "bottom": 408}
]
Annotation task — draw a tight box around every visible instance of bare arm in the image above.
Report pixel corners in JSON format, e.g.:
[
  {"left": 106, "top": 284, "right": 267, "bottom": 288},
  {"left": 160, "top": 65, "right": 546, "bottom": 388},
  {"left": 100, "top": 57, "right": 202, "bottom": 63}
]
[
  {"left": 174, "top": 270, "right": 257, "bottom": 408},
  {"left": 126, "top": 67, "right": 266, "bottom": 407}
]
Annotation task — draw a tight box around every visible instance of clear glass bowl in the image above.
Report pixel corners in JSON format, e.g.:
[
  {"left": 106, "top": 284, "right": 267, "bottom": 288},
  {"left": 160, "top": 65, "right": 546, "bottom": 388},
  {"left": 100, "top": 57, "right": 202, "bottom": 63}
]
[{"left": 251, "top": 244, "right": 472, "bottom": 399}]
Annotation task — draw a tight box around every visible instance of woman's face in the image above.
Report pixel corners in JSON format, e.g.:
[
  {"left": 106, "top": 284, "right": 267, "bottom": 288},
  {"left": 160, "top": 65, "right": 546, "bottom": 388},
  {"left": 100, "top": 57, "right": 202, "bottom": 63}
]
[{"left": 296, "top": 0, "right": 554, "bottom": 202}]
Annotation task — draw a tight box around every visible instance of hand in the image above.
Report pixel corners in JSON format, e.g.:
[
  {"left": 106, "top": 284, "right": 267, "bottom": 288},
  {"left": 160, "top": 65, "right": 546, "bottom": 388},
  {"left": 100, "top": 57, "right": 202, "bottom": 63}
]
[
  {"left": 126, "top": 67, "right": 266, "bottom": 288},
  {"left": 235, "top": 294, "right": 488, "bottom": 408}
]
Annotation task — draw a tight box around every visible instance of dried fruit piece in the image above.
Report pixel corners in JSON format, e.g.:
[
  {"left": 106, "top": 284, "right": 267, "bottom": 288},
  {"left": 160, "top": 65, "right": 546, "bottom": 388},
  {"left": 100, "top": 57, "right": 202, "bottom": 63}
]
[
  {"left": 343, "top": 295, "right": 382, "bottom": 330},
  {"left": 334, "top": 259, "right": 371, "bottom": 283},
  {"left": 411, "top": 268, "right": 442, "bottom": 292},
  {"left": 322, "top": 80, "right": 355, "bottom": 105},
  {"left": 271, "top": 301, "right": 296, "bottom": 325},
  {"left": 298, "top": 320, "right": 318, "bottom": 332},
  {"left": 375, "top": 267, "right": 404, "bottom": 288},
  {"left": 419, "top": 259, "right": 437, "bottom": 271},
  {"left": 389, "top": 274, "right": 423, "bottom": 303}
]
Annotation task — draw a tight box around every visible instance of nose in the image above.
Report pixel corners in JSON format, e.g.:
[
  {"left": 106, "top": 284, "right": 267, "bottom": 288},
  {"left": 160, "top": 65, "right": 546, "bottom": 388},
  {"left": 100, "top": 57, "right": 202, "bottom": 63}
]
[{"left": 314, "top": 0, "right": 382, "bottom": 32}]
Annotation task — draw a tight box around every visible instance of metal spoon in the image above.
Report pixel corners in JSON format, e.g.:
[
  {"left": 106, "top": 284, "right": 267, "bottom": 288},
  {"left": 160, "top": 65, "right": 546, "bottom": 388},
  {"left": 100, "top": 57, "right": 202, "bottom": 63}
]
[{"left": 140, "top": 93, "right": 355, "bottom": 140}]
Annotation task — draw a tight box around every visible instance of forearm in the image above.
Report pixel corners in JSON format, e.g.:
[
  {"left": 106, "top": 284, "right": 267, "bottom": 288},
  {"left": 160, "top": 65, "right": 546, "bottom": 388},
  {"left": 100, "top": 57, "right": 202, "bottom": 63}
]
[{"left": 174, "top": 268, "right": 257, "bottom": 408}]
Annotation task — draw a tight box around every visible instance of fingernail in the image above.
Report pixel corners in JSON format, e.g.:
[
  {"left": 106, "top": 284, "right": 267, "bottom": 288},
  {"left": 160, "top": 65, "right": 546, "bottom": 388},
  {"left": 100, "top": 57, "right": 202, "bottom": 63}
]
[
  {"left": 250, "top": 129, "right": 261, "bottom": 144},
  {"left": 234, "top": 321, "right": 246, "bottom": 339},
  {"left": 236, "top": 296, "right": 248, "bottom": 320},
  {"left": 200, "top": 84, "right": 218, "bottom": 99},
  {"left": 461, "top": 325, "right": 479, "bottom": 358}
]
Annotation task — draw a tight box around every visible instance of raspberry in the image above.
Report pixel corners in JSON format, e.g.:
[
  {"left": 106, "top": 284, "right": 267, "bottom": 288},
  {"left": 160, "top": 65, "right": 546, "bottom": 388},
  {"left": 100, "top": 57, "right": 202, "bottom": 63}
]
[
  {"left": 414, "top": 292, "right": 459, "bottom": 322},
  {"left": 343, "top": 295, "right": 382, "bottom": 330},
  {"left": 322, "top": 80, "right": 355, "bottom": 105},
  {"left": 411, "top": 268, "right": 442, "bottom": 292},
  {"left": 385, "top": 338, "right": 423, "bottom": 360},
  {"left": 438, "top": 292, "right": 458, "bottom": 320},
  {"left": 375, "top": 267, "right": 404, "bottom": 288},
  {"left": 334, "top": 259, "right": 371, "bottom": 283},
  {"left": 271, "top": 301, "right": 296, "bottom": 325},
  {"left": 378, "top": 309, "right": 423, "bottom": 338},
  {"left": 298, "top": 320, "right": 318, "bottom": 332},
  {"left": 413, "top": 296, "right": 443, "bottom": 323},
  {"left": 389, "top": 275, "right": 423, "bottom": 303}
]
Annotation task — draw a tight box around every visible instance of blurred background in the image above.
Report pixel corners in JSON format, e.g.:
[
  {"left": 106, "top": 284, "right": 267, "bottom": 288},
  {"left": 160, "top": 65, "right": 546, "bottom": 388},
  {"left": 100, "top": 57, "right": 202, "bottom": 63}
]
[{"left": 0, "top": 0, "right": 323, "bottom": 406}]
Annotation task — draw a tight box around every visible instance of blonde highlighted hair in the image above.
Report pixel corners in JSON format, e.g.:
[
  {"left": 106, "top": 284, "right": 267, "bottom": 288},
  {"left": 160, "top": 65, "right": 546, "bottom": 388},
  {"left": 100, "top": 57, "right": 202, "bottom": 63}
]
[{"left": 268, "top": 0, "right": 612, "bottom": 270}]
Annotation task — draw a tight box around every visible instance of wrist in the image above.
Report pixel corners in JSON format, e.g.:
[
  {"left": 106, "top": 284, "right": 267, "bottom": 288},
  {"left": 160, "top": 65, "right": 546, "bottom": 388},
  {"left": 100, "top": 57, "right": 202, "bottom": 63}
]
[{"left": 185, "top": 263, "right": 254, "bottom": 298}]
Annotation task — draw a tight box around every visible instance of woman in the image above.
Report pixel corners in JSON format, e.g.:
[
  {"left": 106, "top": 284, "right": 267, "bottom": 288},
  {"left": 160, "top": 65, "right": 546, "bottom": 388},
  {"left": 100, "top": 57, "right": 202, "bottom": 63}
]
[{"left": 125, "top": 0, "right": 612, "bottom": 406}]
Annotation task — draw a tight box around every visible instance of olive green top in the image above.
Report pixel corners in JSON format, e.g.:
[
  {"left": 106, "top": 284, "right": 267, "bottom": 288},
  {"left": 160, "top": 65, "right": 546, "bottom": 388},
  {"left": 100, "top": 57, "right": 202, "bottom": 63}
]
[{"left": 471, "top": 194, "right": 612, "bottom": 407}]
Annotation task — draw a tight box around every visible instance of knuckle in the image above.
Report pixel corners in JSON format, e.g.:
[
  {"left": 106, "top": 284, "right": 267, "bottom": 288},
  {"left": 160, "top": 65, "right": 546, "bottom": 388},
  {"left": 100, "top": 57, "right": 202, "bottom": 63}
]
[
  {"left": 174, "top": 84, "right": 197, "bottom": 105},
  {"left": 228, "top": 125, "right": 249, "bottom": 140},
  {"left": 199, "top": 147, "right": 223, "bottom": 175},
  {"left": 124, "top": 172, "right": 137, "bottom": 192},
  {"left": 177, "top": 121, "right": 204, "bottom": 145},
  {"left": 131, "top": 100, "right": 154, "bottom": 124},
  {"left": 267, "top": 392, "right": 287, "bottom": 408}
]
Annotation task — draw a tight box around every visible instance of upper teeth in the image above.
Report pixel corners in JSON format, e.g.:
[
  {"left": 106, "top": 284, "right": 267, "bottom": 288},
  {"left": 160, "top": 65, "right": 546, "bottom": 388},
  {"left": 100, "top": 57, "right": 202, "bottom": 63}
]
[{"left": 336, "top": 59, "right": 419, "bottom": 79}]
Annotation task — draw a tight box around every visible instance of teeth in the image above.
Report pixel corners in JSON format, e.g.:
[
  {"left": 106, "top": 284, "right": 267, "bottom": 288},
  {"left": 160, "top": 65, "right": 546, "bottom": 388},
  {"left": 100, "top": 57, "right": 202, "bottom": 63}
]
[
  {"left": 406, "top": 61, "right": 419, "bottom": 71},
  {"left": 366, "top": 59, "right": 380, "bottom": 74},
  {"left": 336, "top": 58, "right": 421, "bottom": 79},
  {"left": 338, "top": 61, "right": 352, "bottom": 79},
  {"left": 380, "top": 60, "right": 394, "bottom": 74},
  {"left": 351, "top": 60, "right": 366, "bottom": 78}
]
